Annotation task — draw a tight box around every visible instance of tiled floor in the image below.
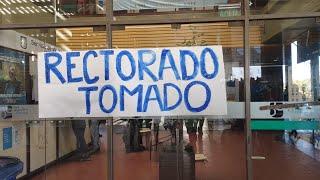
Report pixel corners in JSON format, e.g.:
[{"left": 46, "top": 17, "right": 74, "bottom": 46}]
[{"left": 31, "top": 129, "right": 320, "bottom": 180}]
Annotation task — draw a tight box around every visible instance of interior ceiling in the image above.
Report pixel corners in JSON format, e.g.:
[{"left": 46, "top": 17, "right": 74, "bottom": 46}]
[
  {"left": 262, "top": 18, "right": 320, "bottom": 46},
  {"left": 251, "top": 0, "right": 320, "bottom": 14},
  {"left": 283, "top": 21, "right": 320, "bottom": 45}
]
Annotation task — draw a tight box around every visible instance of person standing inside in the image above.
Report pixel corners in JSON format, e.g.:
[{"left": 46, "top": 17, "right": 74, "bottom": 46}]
[
  {"left": 89, "top": 119, "right": 100, "bottom": 154},
  {"left": 71, "top": 119, "right": 90, "bottom": 161}
]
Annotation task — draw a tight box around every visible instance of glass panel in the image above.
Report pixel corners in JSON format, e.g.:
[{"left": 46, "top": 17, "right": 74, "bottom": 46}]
[
  {"left": 0, "top": 33, "right": 30, "bottom": 179},
  {"left": 0, "top": 26, "right": 108, "bottom": 180},
  {"left": 29, "top": 121, "right": 46, "bottom": 173},
  {"left": 250, "top": 0, "right": 320, "bottom": 15},
  {"left": 0, "top": 46, "right": 26, "bottom": 105},
  {"left": 0, "top": 0, "right": 106, "bottom": 25},
  {"left": 55, "top": 119, "right": 107, "bottom": 179},
  {"left": 250, "top": 18, "right": 320, "bottom": 179},
  {"left": 0, "top": 0, "right": 55, "bottom": 24},
  {"left": 113, "top": 0, "right": 242, "bottom": 17},
  {"left": 112, "top": 22, "right": 245, "bottom": 180},
  {"left": 0, "top": 119, "right": 28, "bottom": 179}
]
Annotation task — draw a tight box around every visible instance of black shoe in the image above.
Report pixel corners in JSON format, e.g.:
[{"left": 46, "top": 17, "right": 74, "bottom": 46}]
[
  {"left": 88, "top": 147, "right": 100, "bottom": 155},
  {"left": 80, "top": 157, "right": 92, "bottom": 161}
]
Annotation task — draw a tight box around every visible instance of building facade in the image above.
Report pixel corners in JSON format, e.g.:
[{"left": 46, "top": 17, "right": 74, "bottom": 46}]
[{"left": 1, "top": 0, "right": 320, "bottom": 180}]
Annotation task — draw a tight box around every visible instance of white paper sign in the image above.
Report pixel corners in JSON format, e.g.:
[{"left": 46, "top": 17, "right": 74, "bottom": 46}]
[{"left": 38, "top": 46, "right": 227, "bottom": 118}]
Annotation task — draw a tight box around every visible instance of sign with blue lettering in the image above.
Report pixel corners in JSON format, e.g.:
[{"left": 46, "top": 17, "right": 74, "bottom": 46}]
[
  {"left": 38, "top": 46, "right": 227, "bottom": 118},
  {"left": 3, "top": 127, "right": 13, "bottom": 150}
]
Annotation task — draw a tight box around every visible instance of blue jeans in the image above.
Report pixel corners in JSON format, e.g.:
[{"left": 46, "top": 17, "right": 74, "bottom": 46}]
[{"left": 90, "top": 120, "right": 100, "bottom": 150}]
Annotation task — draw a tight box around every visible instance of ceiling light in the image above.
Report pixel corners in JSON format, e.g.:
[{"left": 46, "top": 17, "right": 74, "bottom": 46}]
[
  {"left": 22, "top": 9, "right": 29, "bottom": 14},
  {"left": 62, "top": 28, "right": 72, "bottom": 36},
  {"left": 4, "top": 0, "right": 11, "bottom": 5},
  {"left": 27, "top": 8, "right": 35, "bottom": 13},
  {"left": 44, "top": 6, "right": 53, "bottom": 13},
  {"left": 17, "top": 9, "right": 24, "bottom": 14},
  {"left": 32, "top": 6, "right": 40, "bottom": 13},
  {"left": 56, "top": 12, "right": 66, "bottom": 20},
  {"left": 56, "top": 30, "right": 69, "bottom": 41},
  {"left": 3, "top": 8, "right": 11, "bottom": 14},
  {"left": 97, "top": 5, "right": 104, "bottom": 11},
  {"left": 60, "top": 44, "right": 71, "bottom": 51},
  {"left": 40, "top": 8, "right": 48, "bottom": 13},
  {"left": 31, "top": 52, "right": 35, "bottom": 60}
]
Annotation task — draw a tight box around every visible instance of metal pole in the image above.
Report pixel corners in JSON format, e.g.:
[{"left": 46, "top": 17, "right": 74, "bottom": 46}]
[
  {"left": 244, "top": 0, "right": 252, "bottom": 180},
  {"left": 105, "top": 1, "right": 113, "bottom": 180},
  {"left": 106, "top": 119, "right": 113, "bottom": 180}
]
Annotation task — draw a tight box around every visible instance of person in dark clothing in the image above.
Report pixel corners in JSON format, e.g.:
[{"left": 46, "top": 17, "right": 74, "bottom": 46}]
[
  {"left": 123, "top": 119, "right": 145, "bottom": 153},
  {"left": 185, "top": 118, "right": 204, "bottom": 134},
  {"left": 88, "top": 119, "right": 101, "bottom": 155},
  {"left": 197, "top": 119, "right": 204, "bottom": 134},
  {"left": 71, "top": 120, "right": 90, "bottom": 161}
]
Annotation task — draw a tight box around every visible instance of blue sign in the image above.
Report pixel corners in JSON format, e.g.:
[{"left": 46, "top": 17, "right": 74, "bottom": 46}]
[{"left": 3, "top": 127, "right": 13, "bottom": 150}]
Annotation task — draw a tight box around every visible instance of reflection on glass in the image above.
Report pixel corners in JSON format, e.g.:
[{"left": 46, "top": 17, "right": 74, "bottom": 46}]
[
  {"left": 57, "top": 0, "right": 105, "bottom": 16},
  {"left": 250, "top": 0, "right": 320, "bottom": 15},
  {"left": 113, "top": 0, "right": 242, "bottom": 16},
  {"left": 250, "top": 18, "right": 320, "bottom": 180},
  {"left": 112, "top": 22, "right": 245, "bottom": 180},
  {"left": 0, "top": 0, "right": 105, "bottom": 24},
  {"left": 0, "top": 121, "right": 27, "bottom": 179},
  {"left": 113, "top": 23, "right": 246, "bottom": 101},
  {"left": 0, "top": 0, "right": 55, "bottom": 24},
  {"left": 0, "top": 27, "right": 108, "bottom": 180},
  {"left": 0, "top": 47, "right": 26, "bottom": 105}
]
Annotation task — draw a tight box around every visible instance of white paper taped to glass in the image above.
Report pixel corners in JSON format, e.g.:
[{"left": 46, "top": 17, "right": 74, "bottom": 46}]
[{"left": 38, "top": 46, "right": 227, "bottom": 118}]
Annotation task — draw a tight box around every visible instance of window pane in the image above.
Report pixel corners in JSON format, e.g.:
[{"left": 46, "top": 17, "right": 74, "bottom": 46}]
[
  {"left": 0, "top": 0, "right": 55, "bottom": 24},
  {"left": 250, "top": 18, "right": 320, "bottom": 179},
  {"left": 0, "top": 47, "right": 26, "bottom": 105},
  {"left": 0, "top": 119, "right": 28, "bottom": 179},
  {"left": 0, "top": 1, "right": 106, "bottom": 25},
  {"left": 0, "top": 26, "right": 108, "bottom": 180},
  {"left": 112, "top": 22, "right": 245, "bottom": 180},
  {"left": 250, "top": 0, "right": 320, "bottom": 15},
  {"left": 113, "top": 0, "right": 242, "bottom": 17}
]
